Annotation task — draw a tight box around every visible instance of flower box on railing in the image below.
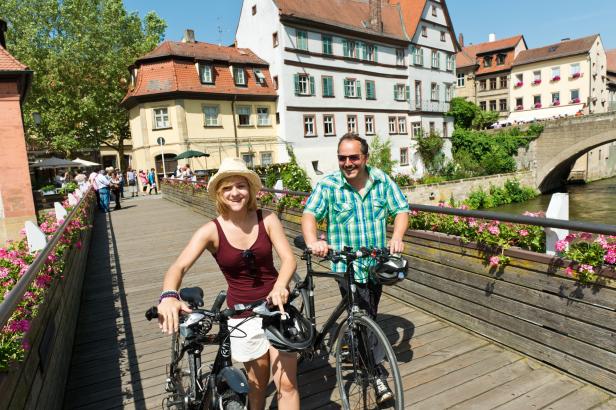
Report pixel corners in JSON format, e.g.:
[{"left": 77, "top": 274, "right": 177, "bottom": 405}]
[
  {"left": 516, "top": 105, "right": 523, "bottom": 111},
  {"left": 532, "top": 79, "right": 542, "bottom": 85},
  {"left": 571, "top": 98, "right": 581, "bottom": 104},
  {"left": 534, "top": 103, "right": 542, "bottom": 109},
  {"left": 551, "top": 75, "right": 561, "bottom": 82},
  {"left": 571, "top": 72, "right": 582, "bottom": 79},
  {"left": 514, "top": 81, "right": 523, "bottom": 88},
  {"left": 552, "top": 100, "right": 561, "bottom": 106}
]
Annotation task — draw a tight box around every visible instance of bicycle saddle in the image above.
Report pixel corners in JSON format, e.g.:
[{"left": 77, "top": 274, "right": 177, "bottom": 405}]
[{"left": 180, "top": 287, "right": 204, "bottom": 307}]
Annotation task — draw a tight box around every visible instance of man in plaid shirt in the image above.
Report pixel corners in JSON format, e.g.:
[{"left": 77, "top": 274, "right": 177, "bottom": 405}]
[{"left": 301, "top": 133, "right": 409, "bottom": 402}]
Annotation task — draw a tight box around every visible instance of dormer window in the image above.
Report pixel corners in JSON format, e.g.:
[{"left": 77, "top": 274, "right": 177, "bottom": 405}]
[
  {"left": 233, "top": 66, "right": 246, "bottom": 86},
  {"left": 198, "top": 63, "right": 213, "bottom": 84},
  {"left": 130, "top": 68, "right": 138, "bottom": 87},
  {"left": 254, "top": 69, "right": 266, "bottom": 85},
  {"left": 484, "top": 56, "right": 492, "bottom": 67},
  {"left": 496, "top": 54, "right": 506, "bottom": 65}
]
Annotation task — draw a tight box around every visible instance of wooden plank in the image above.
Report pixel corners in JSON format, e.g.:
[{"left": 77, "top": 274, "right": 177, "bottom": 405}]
[
  {"left": 494, "top": 376, "right": 583, "bottom": 410},
  {"left": 542, "top": 385, "right": 612, "bottom": 410}
]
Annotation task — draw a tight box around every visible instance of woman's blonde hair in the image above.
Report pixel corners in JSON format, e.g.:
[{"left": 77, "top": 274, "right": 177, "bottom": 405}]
[{"left": 215, "top": 176, "right": 257, "bottom": 216}]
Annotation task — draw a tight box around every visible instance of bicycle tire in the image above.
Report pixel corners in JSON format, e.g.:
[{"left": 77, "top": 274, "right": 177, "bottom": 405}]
[
  {"left": 335, "top": 314, "right": 403, "bottom": 410},
  {"left": 170, "top": 333, "right": 198, "bottom": 409}
]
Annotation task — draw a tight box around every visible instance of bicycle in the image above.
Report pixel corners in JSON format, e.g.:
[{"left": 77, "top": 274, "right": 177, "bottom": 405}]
[
  {"left": 289, "top": 235, "right": 406, "bottom": 409},
  {"left": 145, "top": 288, "right": 284, "bottom": 410}
]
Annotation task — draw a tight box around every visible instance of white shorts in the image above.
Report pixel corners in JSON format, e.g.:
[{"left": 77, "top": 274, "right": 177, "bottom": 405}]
[{"left": 228, "top": 317, "right": 271, "bottom": 363}]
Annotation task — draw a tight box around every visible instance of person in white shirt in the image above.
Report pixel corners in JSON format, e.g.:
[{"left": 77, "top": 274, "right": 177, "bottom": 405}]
[{"left": 95, "top": 170, "right": 111, "bottom": 212}]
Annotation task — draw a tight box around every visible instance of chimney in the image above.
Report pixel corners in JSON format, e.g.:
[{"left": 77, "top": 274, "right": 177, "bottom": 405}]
[
  {"left": 0, "top": 19, "right": 7, "bottom": 49},
  {"left": 369, "top": 0, "right": 383, "bottom": 32},
  {"left": 458, "top": 32, "right": 464, "bottom": 48},
  {"left": 488, "top": 33, "right": 496, "bottom": 42},
  {"left": 182, "top": 29, "right": 196, "bottom": 43}
]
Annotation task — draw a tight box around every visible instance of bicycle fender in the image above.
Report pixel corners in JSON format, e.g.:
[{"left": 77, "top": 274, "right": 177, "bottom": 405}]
[{"left": 217, "top": 367, "right": 250, "bottom": 394}]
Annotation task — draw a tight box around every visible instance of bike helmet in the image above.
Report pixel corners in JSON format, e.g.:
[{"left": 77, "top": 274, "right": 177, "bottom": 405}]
[
  {"left": 262, "top": 304, "right": 315, "bottom": 353},
  {"left": 371, "top": 255, "right": 408, "bottom": 285}
]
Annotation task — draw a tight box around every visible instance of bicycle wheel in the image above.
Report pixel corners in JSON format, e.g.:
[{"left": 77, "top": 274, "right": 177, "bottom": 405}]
[
  {"left": 335, "top": 314, "right": 403, "bottom": 410},
  {"left": 170, "top": 333, "right": 198, "bottom": 409},
  {"left": 289, "top": 271, "right": 310, "bottom": 317}
]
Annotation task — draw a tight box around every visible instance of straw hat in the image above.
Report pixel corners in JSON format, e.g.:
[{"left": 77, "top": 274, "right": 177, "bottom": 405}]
[{"left": 207, "top": 157, "right": 262, "bottom": 198}]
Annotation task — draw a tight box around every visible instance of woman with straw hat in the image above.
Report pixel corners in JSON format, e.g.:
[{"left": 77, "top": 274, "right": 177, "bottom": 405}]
[{"left": 157, "top": 157, "right": 299, "bottom": 409}]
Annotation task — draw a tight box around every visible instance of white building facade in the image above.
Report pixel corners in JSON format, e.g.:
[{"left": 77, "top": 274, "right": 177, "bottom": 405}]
[{"left": 236, "top": 0, "right": 459, "bottom": 181}]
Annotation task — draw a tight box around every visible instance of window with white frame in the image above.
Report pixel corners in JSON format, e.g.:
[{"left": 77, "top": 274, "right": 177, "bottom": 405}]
[
  {"left": 153, "top": 108, "right": 170, "bottom": 129},
  {"left": 388, "top": 117, "right": 397, "bottom": 134},
  {"left": 552, "top": 92, "right": 560, "bottom": 104},
  {"left": 347, "top": 115, "right": 357, "bottom": 133},
  {"left": 242, "top": 152, "right": 254, "bottom": 167},
  {"left": 199, "top": 63, "right": 213, "bottom": 83},
  {"left": 394, "top": 84, "right": 407, "bottom": 101},
  {"left": 233, "top": 67, "right": 246, "bottom": 86},
  {"left": 365, "top": 44, "right": 376, "bottom": 62},
  {"left": 365, "top": 80, "right": 376, "bottom": 100},
  {"left": 500, "top": 76, "right": 508, "bottom": 88},
  {"left": 396, "top": 48, "right": 405, "bottom": 65},
  {"left": 490, "top": 78, "right": 497, "bottom": 90},
  {"left": 445, "top": 84, "right": 452, "bottom": 101},
  {"left": 446, "top": 54, "right": 454, "bottom": 71},
  {"left": 533, "top": 95, "right": 541, "bottom": 107},
  {"left": 552, "top": 66, "right": 560, "bottom": 80},
  {"left": 533, "top": 70, "right": 541, "bottom": 83},
  {"left": 431, "top": 50, "right": 440, "bottom": 69},
  {"left": 294, "top": 74, "right": 314, "bottom": 95},
  {"left": 237, "top": 106, "right": 251, "bottom": 125},
  {"left": 296, "top": 30, "right": 308, "bottom": 50},
  {"left": 499, "top": 99, "right": 507, "bottom": 111},
  {"left": 457, "top": 73, "right": 465, "bottom": 87},
  {"left": 365, "top": 116, "right": 374, "bottom": 135},
  {"left": 516, "top": 97, "right": 523, "bottom": 109},
  {"left": 342, "top": 39, "right": 356, "bottom": 58},
  {"left": 412, "top": 122, "right": 422, "bottom": 137},
  {"left": 397, "top": 117, "right": 407, "bottom": 134},
  {"left": 261, "top": 151, "right": 273, "bottom": 166},
  {"left": 431, "top": 83, "right": 439, "bottom": 101},
  {"left": 400, "top": 147, "right": 409, "bottom": 165},
  {"left": 257, "top": 107, "right": 270, "bottom": 126},
  {"left": 415, "top": 81, "right": 422, "bottom": 108},
  {"left": 323, "top": 114, "right": 335, "bottom": 136},
  {"left": 440, "top": 31, "right": 446, "bottom": 42},
  {"left": 322, "top": 35, "right": 333, "bottom": 55},
  {"left": 304, "top": 115, "right": 316, "bottom": 136},
  {"left": 571, "top": 89, "right": 580, "bottom": 101},
  {"left": 489, "top": 100, "right": 497, "bottom": 111},
  {"left": 203, "top": 105, "right": 219, "bottom": 126},
  {"left": 570, "top": 63, "right": 581, "bottom": 76},
  {"left": 412, "top": 47, "right": 424, "bottom": 65},
  {"left": 344, "top": 78, "right": 361, "bottom": 98}
]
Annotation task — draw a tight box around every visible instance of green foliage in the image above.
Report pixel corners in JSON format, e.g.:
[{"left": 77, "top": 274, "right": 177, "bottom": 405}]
[
  {"left": 58, "top": 182, "right": 78, "bottom": 194},
  {"left": 392, "top": 173, "right": 415, "bottom": 187},
  {"left": 447, "top": 97, "right": 499, "bottom": 130},
  {"left": 462, "top": 179, "right": 538, "bottom": 210},
  {"left": 257, "top": 146, "right": 311, "bottom": 192},
  {"left": 367, "top": 135, "right": 397, "bottom": 176},
  {"left": 0, "top": 0, "right": 166, "bottom": 161},
  {"left": 416, "top": 132, "right": 444, "bottom": 174},
  {"left": 472, "top": 109, "right": 500, "bottom": 130},
  {"left": 39, "top": 184, "right": 57, "bottom": 192}
]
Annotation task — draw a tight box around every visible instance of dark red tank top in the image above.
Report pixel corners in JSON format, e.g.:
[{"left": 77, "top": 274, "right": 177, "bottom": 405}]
[{"left": 212, "top": 210, "right": 278, "bottom": 316}]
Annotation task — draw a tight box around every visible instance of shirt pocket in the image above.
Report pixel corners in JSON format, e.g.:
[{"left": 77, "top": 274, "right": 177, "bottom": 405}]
[
  {"left": 373, "top": 198, "right": 387, "bottom": 220},
  {"left": 333, "top": 202, "right": 354, "bottom": 225}
]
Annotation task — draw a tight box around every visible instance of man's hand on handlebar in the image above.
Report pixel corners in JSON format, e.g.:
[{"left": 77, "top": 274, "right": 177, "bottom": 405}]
[
  {"left": 157, "top": 298, "right": 192, "bottom": 335},
  {"left": 307, "top": 240, "right": 330, "bottom": 258},
  {"left": 388, "top": 238, "right": 405, "bottom": 255}
]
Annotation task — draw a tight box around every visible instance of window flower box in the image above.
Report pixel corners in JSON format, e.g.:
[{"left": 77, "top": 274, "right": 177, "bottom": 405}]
[
  {"left": 514, "top": 81, "right": 523, "bottom": 88},
  {"left": 532, "top": 79, "right": 542, "bottom": 85},
  {"left": 571, "top": 98, "right": 581, "bottom": 104},
  {"left": 553, "top": 100, "right": 560, "bottom": 106},
  {"left": 552, "top": 75, "right": 561, "bottom": 82},
  {"left": 534, "top": 103, "right": 542, "bottom": 109},
  {"left": 571, "top": 72, "right": 582, "bottom": 79},
  {"left": 516, "top": 105, "right": 523, "bottom": 111}
]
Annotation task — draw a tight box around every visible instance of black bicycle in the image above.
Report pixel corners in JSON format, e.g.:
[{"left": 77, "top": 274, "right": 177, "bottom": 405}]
[
  {"left": 290, "top": 236, "right": 405, "bottom": 410},
  {"left": 145, "top": 288, "right": 282, "bottom": 410}
]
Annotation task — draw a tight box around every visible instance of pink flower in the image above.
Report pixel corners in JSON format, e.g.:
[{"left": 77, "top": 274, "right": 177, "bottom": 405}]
[
  {"left": 8, "top": 319, "right": 30, "bottom": 333},
  {"left": 579, "top": 232, "right": 593, "bottom": 241},
  {"left": 518, "top": 229, "right": 529, "bottom": 237},
  {"left": 0, "top": 267, "right": 9, "bottom": 278},
  {"left": 555, "top": 240, "right": 567, "bottom": 253},
  {"left": 564, "top": 233, "right": 577, "bottom": 243},
  {"left": 489, "top": 256, "right": 500, "bottom": 267},
  {"left": 488, "top": 225, "right": 500, "bottom": 236},
  {"left": 604, "top": 250, "right": 616, "bottom": 264},
  {"left": 410, "top": 210, "right": 419, "bottom": 216},
  {"left": 75, "top": 241, "right": 82, "bottom": 249},
  {"left": 564, "top": 266, "right": 575, "bottom": 277},
  {"left": 453, "top": 216, "right": 460, "bottom": 223},
  {"left": 35, "top": 274, "right": 52, "bottom": 288},
  {"left": 579, "top": 264, "right": 594, "bottom": 274}
]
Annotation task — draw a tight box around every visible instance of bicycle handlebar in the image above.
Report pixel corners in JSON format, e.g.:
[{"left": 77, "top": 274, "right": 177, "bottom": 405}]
[{"left": 144, "top": 299, "right": 272, "bottom": 323}]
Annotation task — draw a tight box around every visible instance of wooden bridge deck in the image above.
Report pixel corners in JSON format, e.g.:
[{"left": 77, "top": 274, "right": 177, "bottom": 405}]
[{"left": 64, "top": 196, "right": 615, "bottom": 409}]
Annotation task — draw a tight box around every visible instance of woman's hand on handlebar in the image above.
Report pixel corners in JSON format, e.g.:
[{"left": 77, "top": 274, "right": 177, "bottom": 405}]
[
  {"left": 157, "top": 298, "right": 192, "bottom": 334},
  {"left": 307, "top": 240, "right": 330, "bottom": 258},
  {"left": 267, "top": 283, "right": 289, "bottom": 314}
]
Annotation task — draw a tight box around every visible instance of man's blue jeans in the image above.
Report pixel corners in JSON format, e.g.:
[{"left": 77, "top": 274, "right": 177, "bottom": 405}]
[{"left": 99, "top": 187, "right": 110, "bottom": 212}]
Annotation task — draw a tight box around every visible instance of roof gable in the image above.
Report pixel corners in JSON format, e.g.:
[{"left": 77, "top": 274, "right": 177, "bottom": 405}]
[
  {"left": 605, "top": 49, "right": 616, "bottom": 74},
  {"left": 0, "top": 45, "right": 28, "bottom": 71},
  {"left": 456, "top": 35, "right": 524, "bottom": 68},
  {"left": 137, "top": 41, "right": 268, "bottom": 66},
  {"left": 513, "top": 34, "right": 599, "bottom": 67}
]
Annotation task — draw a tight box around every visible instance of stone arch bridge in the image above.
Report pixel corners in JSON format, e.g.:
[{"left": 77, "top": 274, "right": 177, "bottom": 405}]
[{"left": 524, "top": 112, "right": 616, "bottom": 193}]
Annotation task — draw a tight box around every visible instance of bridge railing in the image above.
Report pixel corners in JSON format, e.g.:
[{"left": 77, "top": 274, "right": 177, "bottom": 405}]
[
  {"left": 0, "top": 190, "right": 96, "bottom": 410},
  {"left": 162, "top": 179, "right": 616, "bottom": 394}
]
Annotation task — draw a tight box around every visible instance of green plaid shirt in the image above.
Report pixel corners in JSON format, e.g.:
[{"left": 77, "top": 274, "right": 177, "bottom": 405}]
[{"left": 303, "top": 166, "right": 409, "bottom": 283}]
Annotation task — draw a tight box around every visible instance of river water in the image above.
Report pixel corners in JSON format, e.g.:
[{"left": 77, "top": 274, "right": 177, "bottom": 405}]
[{"left": 491, "top": 176, "right": 616, "bottom": 225}]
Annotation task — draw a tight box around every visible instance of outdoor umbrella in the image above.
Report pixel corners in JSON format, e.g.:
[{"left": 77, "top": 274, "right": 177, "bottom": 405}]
[
  {"left": 175, "top": 150, "right": 210, "bottom": 159},
  {"left": 72, "top": 157, "right": 101, "bottom": 167},
  {"left": 30, "top": 157, "right": 82, "bottom": 169}
]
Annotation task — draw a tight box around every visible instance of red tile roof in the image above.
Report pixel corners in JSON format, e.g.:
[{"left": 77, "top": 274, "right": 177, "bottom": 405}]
[
  {"left": 0, "top": 45, "right": 28, "bottom": 71},
  {"left": 123, "top": 42, "right": 277, "bottom": 108},
  {"left": 606, "top": 49, "right": 616, "bottom": 74},
  {"left": 513, "top": 34, "right": 599, "bottom": 67},
  {"left": 388, "top": 0, "right": 425, "bottom": 39},
  {"left": 137, "top": 41, "right": 268, "bottom": 66},
  {"left": 274, "top": 0, "right": 407, "bottom": 40},
  {"left": 456, "top": 35, "right": 524, "bottom": 70}
]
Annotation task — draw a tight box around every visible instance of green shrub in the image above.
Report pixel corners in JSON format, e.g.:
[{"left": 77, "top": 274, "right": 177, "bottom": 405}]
[
  {"left": 416, "top": 132, "right": 444, "bottom": 174},
  {"left": 367, "top": 135, "right": 397, "bottom": 176},
  {"left": 463, "top": 179, "right": 538, "bottom": 209}
]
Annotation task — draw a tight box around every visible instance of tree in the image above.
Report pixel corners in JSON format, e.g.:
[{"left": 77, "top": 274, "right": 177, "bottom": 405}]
[
  {"left": 0, "top": 0, "right": 166, "bottom": 170},
  {"left": 367, "top": 135, "right": 397, "bottom": 176},
  {"left": 447, "top": 97, "right": 499, "bottom": 130}
]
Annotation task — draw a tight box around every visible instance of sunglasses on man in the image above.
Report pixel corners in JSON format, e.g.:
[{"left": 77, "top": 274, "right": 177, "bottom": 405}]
[{"left": 337, "top": 154, "right": 364, "bottom": 163}]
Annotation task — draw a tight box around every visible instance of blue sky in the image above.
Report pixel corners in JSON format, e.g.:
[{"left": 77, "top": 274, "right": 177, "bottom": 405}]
[{"left": 123, "top": 0, "right": 615, "bottom": 50}]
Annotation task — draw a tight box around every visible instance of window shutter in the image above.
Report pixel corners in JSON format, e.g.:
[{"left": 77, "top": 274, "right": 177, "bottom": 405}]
[
  {"left": 356, "top": 81, "right": 361, "bottom": 98},
  {"left": 310, "top": 76, "right": 315, "bottom": 95},
  {"left": 294, "top": 74, "right": 300, "bottom": 95},
  {"left": 373, "top": 45, "right": 378, "bottom": 62},
  {"left": 344, "top": 79, "right": 349, "bottom": 97},
  {"left": 343, "top": 40, "right": 349, "bottom": 57},
  {"left": 406, "top": 85, "right": 410, "bottom": 101},
  {"left": 393, "top": 84, "right": 397, "bottom": 100}
]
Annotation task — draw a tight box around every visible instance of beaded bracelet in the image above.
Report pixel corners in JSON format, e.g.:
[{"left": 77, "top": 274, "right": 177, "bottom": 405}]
[{"left": 159, "top": 290, "right": 180, "bottom": 303}]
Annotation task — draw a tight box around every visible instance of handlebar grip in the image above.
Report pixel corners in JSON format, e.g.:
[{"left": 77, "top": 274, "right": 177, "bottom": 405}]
[
  {"left": 211, "top": 290, "right": 227, "bottom": 313},
  {"left": 145, "top": 307, "right": 158, "bottom": 321}
]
